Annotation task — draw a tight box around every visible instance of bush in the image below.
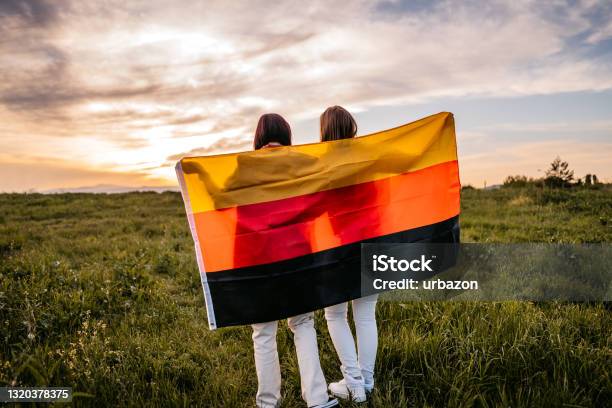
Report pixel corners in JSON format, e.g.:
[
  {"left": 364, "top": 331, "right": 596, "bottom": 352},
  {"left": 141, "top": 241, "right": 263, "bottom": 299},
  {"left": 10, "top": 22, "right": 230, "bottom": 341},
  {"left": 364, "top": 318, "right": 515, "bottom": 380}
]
[{"left": 504, "top": 175, "right": 532, "bottom": 188}]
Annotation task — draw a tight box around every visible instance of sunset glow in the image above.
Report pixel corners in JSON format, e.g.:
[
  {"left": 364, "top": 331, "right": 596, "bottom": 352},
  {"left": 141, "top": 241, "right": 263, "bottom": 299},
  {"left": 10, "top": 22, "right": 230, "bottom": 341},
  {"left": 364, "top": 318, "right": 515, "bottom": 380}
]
[{"left": 1, "top": 0, "right": 611, "bottom": 192}]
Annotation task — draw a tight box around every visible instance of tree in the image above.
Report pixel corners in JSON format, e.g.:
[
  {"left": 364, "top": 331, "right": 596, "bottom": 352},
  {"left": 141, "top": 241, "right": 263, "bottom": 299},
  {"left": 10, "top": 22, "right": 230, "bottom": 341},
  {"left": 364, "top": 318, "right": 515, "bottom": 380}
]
[
  {"left": 544, "top": 157, "right": 574, "bottom": 188},
  {"left": 592, "top": 174, "right": 599, "bottom": 184},
  {"left": 585, "top": 174, "right": 592, "bottom": 186}
]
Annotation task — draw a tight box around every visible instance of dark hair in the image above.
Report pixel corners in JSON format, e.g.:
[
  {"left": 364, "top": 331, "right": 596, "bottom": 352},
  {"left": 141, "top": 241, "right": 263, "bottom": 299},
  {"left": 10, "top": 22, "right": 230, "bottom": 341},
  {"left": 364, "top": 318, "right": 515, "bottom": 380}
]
[
  {"left": 320, "top": 105, "right": 357, "bottom": 141},
  {"left": 253, "top": 113, "right": 292, "bottom": 150}
]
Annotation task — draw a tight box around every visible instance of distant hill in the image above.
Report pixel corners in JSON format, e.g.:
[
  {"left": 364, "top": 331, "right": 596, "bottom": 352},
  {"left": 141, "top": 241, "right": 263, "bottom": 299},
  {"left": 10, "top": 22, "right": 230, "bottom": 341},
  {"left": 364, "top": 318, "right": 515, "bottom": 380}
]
[{"left": 41, "top": 184, "right": 180, "bottom": 194}]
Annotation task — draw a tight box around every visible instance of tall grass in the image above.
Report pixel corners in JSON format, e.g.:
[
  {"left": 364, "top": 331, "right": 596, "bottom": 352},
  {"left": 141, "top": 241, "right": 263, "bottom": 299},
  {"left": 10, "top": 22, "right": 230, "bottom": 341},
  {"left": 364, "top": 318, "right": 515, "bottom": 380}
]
[{"left": 0, "top": 188, "right": 610, "bottom": 407}]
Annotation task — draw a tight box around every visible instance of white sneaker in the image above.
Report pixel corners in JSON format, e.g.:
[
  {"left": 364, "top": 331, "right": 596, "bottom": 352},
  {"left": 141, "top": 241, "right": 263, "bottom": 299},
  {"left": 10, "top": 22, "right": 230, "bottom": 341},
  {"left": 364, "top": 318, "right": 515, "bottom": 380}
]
[
  {"left": 364, "top": 381, "right": 374, "bottom": 393},
  {"left": 328, "top": 379, "right": 367, "bottom": 403},
  {"left": 310, "top": 398, "right": 339, "bottom": 408}
]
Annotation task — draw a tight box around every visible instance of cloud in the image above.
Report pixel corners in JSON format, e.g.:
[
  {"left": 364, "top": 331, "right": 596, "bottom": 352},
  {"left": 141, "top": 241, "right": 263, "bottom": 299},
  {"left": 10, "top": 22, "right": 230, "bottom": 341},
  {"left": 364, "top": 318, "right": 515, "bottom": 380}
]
[
  {"left": 475, "top": 120, "right": 612, "bottom": 133},
  {"left": 586, "top": 18, "right": 612, "bottom": 44},
  {"left": 0, "top": 0, "right": 61, "bottom": 27},
  {"left": 1, "top": 83, "right": 161, "bottom": 111},
  {"left": 165, "top": 135, "right": 252, "bottom": 163}
]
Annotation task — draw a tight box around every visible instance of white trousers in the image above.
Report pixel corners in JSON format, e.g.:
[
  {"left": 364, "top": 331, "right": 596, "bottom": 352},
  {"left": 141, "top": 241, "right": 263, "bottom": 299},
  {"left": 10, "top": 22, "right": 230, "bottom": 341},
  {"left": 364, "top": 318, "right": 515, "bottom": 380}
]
[
  {"left": 251, "top": 312, "right": 328, "bottom": 408},
  {"left": 324, "top": 294, "right": 378, "bottom": 388}
]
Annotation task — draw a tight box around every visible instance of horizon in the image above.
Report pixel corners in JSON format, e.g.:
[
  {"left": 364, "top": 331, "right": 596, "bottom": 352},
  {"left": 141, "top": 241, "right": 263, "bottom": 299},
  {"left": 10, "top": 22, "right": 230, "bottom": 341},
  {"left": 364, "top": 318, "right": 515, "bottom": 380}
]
[
  {"left": 2, "top": 139, "right": 609, "bottom": 194},
  {"left": 1, "top": 0, "right": 612, "bottom": 192}
]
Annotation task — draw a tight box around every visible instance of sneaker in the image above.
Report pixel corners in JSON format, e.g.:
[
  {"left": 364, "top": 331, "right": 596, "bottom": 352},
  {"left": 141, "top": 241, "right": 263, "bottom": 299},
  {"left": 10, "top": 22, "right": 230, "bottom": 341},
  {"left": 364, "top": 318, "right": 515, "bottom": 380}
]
[
  {"left": 364, "top": 381, "right": 374, "bottom": 393},
  {"left": 328, "top": 379, "right": 367, "bottom": 403},
  {"left": 310, "top": 398, "right": 339, "bottom": 408}
]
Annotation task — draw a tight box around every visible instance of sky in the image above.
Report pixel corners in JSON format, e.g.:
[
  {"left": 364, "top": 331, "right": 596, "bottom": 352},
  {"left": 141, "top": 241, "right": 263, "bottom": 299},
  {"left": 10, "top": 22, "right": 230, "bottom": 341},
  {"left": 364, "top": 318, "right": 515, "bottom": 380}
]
[{"left": 0, "top": 0, "right": 611, "bottom": 192}]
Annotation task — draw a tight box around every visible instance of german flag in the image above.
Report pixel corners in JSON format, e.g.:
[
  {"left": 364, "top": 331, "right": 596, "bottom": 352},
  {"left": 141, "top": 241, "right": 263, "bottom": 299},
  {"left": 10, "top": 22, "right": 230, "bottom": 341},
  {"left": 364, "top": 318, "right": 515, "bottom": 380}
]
[{"left": 176, "top": 112, "right": 460, "bottom": 329}]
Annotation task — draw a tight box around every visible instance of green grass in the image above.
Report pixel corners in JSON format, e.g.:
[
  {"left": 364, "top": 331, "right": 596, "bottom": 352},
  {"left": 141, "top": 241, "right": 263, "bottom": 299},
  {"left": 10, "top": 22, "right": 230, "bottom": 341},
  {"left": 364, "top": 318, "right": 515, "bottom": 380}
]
[{"left": 0, "top": 187, "right": 610, "bottom": 407}]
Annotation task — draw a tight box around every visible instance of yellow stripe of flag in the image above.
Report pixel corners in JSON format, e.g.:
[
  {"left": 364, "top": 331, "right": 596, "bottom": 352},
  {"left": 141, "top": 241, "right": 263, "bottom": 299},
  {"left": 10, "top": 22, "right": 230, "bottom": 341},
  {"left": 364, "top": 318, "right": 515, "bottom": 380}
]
[{"left": 178, "top": 111, "right": 457, "bottom": 213}]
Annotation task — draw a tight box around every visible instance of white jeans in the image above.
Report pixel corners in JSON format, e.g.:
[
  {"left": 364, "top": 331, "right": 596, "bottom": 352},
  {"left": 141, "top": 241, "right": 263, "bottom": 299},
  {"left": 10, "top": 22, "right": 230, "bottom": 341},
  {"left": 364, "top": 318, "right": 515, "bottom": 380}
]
[
  {"left": 251, "top": 312, "right": 328, "bottom": 408},
  {"left": 324, "top": 294, "right": 378, "bottom": 388}
]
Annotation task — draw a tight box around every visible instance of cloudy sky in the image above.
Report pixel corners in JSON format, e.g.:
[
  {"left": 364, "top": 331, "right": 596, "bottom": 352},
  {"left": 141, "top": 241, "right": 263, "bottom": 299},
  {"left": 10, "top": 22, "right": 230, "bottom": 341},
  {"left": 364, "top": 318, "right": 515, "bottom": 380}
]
[{"left": 1, "top": 0, "right": 611, "bottom": 191}]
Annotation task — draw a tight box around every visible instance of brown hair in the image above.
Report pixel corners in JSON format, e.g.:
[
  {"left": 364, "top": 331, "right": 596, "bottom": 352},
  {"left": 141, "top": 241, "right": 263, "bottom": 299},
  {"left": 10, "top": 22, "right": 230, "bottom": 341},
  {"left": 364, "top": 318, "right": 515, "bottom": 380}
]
[
  {"left": 253, "top": 113, "right": 292, "bottom": 150},
  {"left": 320, "top": 105, "right": 357, "bottom": 141}
]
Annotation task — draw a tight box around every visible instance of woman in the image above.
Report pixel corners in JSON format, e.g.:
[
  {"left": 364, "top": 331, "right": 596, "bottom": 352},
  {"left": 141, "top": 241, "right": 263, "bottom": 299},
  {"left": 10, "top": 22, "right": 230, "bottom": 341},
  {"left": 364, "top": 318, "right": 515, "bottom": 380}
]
[
  {"left": 320, "top": 106, "right": 378, "bottom": 403},
  {"left": 248, "top": 113, "right": 337, "bottom": 408}
]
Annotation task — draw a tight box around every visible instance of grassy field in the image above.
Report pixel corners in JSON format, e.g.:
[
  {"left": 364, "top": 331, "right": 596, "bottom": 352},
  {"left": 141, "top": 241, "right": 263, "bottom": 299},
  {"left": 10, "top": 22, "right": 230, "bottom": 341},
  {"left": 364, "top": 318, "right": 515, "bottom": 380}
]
[{"left": 0, "top": 187, "right": 611, "bottom": 407}]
